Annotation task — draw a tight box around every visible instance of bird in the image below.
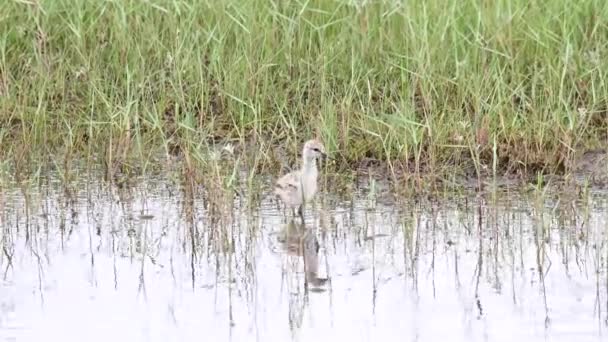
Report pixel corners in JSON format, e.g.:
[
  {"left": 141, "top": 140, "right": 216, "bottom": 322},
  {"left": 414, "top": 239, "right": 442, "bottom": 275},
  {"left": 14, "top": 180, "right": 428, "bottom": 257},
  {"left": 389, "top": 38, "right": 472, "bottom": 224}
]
[{"left": 274, "top": 139, "right": 327, "bottom": 220}]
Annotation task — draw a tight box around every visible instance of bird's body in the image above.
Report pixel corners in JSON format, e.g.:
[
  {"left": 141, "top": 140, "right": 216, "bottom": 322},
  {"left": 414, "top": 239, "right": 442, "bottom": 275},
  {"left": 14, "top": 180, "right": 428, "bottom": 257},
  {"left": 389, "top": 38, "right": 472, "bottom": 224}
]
[
  {"left": 274, "top": 139, "right": 327, "bottom": 217},
  {"left": 275, "top": 166, "right": 318, "bottom": 207}
]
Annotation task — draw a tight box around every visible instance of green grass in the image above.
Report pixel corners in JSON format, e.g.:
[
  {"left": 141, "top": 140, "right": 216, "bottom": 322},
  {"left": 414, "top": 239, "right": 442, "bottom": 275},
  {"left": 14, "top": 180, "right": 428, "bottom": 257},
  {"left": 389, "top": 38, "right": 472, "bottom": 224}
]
[{"left": 1, "top": 0, "right": 607, "bottom": 181}]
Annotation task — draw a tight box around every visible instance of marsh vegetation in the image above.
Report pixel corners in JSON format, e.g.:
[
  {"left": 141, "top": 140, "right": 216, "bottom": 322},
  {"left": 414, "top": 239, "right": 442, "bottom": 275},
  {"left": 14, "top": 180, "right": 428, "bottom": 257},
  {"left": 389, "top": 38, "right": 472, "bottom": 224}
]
[
  {"left": 1, "top": 0, "right": 607, "bottom": 183},
  {"left": 1, "top": 0, "right": 608, "bottom": 341}
]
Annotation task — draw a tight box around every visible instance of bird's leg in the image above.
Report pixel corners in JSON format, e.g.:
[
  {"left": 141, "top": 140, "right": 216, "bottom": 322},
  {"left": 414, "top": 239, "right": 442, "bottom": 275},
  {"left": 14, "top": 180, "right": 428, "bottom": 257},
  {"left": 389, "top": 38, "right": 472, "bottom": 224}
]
[{"left": 298, "top": 205, "right": 305, "bottom": 225}]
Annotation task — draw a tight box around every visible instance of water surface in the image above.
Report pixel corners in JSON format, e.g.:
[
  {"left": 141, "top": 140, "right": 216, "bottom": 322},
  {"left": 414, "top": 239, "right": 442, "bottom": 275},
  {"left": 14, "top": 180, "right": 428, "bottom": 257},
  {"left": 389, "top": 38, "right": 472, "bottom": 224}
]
[{"left": 1, "top": 174, "right": 607, "bottom": 342}]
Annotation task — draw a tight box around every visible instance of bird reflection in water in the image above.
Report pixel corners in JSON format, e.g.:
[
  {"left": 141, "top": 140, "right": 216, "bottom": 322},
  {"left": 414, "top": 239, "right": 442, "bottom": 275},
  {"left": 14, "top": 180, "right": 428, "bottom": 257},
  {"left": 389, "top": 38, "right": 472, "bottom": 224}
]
[
  {"left": 277, "top": 219, "right": 330, "bottom": 334},
  {"left": 277, "top": 219, "right": 329, "bottom": 288}
]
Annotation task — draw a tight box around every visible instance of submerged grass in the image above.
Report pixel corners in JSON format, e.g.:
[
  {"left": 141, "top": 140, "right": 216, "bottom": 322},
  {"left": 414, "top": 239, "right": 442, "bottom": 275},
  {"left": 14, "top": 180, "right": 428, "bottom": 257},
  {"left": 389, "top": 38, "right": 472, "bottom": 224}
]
[{"left": 0, "top": 0, "right": 607, "bottom": 183}]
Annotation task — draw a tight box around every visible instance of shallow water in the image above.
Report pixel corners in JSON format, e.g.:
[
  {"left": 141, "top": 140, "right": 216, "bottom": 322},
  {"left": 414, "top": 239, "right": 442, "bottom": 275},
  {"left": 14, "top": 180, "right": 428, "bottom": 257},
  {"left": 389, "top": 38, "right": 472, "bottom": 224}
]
[{"left": 1, "top": 174, "right": 607, "bottom": 342}]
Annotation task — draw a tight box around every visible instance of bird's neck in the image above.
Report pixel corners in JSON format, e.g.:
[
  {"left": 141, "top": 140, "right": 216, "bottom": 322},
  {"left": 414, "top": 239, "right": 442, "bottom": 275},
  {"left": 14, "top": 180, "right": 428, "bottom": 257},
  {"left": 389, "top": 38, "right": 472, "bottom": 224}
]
[{"left": 302, "top": 157, "right": 317, "bottom": 174}]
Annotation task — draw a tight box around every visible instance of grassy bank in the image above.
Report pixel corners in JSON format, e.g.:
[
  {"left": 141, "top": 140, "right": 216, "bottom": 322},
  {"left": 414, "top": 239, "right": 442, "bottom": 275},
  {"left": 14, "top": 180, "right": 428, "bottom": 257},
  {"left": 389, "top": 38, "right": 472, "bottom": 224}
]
[{"left": 0, "top": 0, "right": 607, "bottom": 182}]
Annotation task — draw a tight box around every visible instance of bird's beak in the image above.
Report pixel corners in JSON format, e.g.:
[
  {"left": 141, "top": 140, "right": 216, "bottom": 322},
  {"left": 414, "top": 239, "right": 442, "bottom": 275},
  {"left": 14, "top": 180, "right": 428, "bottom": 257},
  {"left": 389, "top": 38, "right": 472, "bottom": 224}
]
[{"left": 320, "top": 152, "right": 332, "bottom": 161}]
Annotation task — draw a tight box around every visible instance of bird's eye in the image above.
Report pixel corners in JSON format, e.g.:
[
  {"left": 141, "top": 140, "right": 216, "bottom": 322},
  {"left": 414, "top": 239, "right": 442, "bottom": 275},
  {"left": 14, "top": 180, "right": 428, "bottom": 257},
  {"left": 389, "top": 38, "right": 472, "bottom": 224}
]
[{"left": 312, "top": 148, "right": 320, "bottom": 152}]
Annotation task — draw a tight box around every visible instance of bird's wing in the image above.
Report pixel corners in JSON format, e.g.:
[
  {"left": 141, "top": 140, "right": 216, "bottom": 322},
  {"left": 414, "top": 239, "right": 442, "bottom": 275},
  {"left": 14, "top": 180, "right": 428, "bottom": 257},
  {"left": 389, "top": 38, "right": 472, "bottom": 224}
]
[{"left": 275, "top": 171, "right": 300, "bottom": 190}]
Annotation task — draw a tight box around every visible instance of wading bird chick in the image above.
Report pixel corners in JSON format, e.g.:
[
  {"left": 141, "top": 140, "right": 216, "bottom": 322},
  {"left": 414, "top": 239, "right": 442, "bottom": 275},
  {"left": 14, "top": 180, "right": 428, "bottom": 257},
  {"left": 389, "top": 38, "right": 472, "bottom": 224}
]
[{"left": 274, "top": 139, "right": 327, "bottom": 219}]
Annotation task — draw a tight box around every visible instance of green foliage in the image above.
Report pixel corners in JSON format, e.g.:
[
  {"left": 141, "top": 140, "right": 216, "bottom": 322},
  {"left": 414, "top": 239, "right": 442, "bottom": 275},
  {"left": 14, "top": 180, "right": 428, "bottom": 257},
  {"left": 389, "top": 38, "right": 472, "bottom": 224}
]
[{"left": 0, "top": 0, "right": 606, "bottom": 177}]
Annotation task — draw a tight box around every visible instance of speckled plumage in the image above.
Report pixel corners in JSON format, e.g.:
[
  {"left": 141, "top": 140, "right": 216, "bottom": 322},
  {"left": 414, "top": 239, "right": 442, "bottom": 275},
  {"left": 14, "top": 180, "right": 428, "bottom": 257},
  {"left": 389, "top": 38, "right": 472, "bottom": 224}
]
[{"left": 274, "top": 139, "right": 326, "bottom": 213}]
